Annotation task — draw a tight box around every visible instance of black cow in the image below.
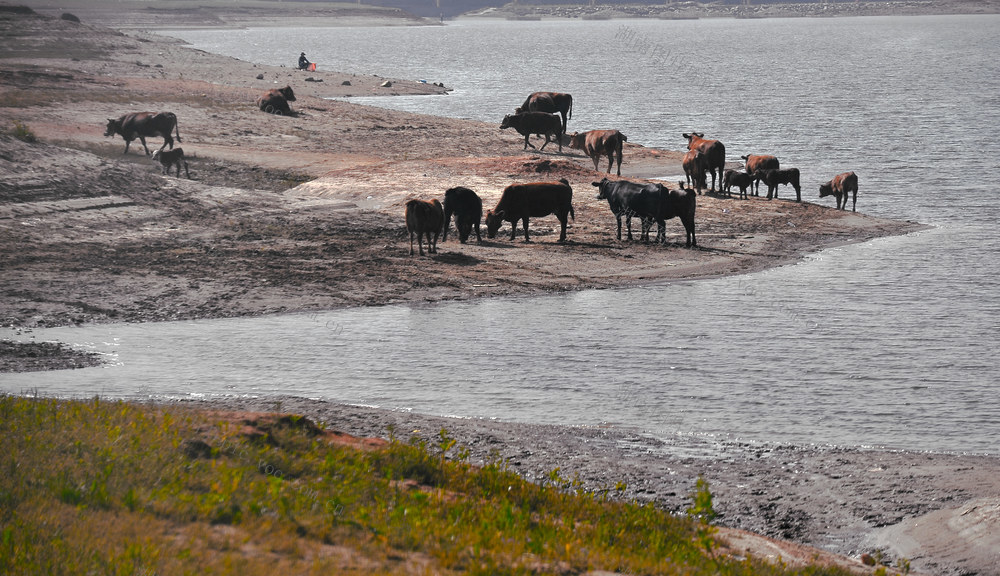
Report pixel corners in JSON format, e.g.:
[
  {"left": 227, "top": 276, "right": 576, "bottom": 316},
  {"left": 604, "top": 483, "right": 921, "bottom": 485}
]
[
  {"left": 405, "top": 198, "right": 445, "bottom": 256},
  {"left": 819, "top": 171, "right": 859, "bottom": 211},
  {"left": 741, "top": 154, "right": 779, "bottom": 195},
  {"left": 515, "top": 91, "right": 573, "bottom": 132},
  {"left": 761, "top": 168, "right": 802, "bottom": 201},
  {"left": 443, "top": 186, "right": 482, "bottom": 244},
  {"left": 151, "top": 147, "right": 190, "bottom": 178},
  {"left": 485, "top": 178, "right": 574, "bottom": 242},
  {"left": 104, "top": 112, "right": 181, "bottom": 155},
  {"left": 682, "top": 132, "right": 726, "bottom": 193},
  {"left": 256, "top": 85, "right": 296, "bottom": 115},
  {"left": 592, "top": 177, "right": 663, "bottom": 243},
  {"left": 652, "top": 184, "right": 697, "bottom": 247},
  {"left": 500, "top": 112, "right": 563, "bottom": 152},
  {"left": 723, "top": 169, "right": 753, "bottom": 199}
]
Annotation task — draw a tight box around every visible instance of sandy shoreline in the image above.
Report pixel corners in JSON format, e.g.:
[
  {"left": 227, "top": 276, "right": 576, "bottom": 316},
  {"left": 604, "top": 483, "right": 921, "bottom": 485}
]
[{"left": 2, "top": 4, "right": 997, "bottom": 574}]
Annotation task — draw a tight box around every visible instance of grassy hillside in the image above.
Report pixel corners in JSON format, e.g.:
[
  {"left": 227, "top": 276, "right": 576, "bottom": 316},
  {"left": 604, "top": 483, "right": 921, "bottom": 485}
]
[{"left": 0, "top": 396, "right": 863, "bottom": 575}]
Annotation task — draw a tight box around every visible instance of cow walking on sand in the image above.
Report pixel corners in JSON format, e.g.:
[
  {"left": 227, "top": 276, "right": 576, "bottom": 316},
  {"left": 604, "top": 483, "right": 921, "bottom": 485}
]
[
  {"left": 104, "top": 112, "right": 182, "bottom": 155},
  {"left": 485, "top": 179, "right": 574, "bottom": 242},
  {"left": 405, "top": 198, "right": 445, "bottom": 256},
  {"left": 569, "top": 130, "right": 627, "bottom": 176}
]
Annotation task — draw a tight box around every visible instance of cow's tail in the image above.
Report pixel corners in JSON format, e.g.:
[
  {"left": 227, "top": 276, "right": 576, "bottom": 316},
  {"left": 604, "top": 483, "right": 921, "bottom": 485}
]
[
  {"left": 171, "top": 112, "right": 182, "bottom": 144},
  {"left": 570, "top": 203, "right": 576, "bottom": 221},
  {"left": 567, "top": 97, "right": 573, "bottom": 121}
]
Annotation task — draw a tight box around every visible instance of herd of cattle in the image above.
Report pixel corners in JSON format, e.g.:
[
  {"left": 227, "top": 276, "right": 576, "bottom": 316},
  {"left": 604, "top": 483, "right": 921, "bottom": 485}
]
[{"left": 101, "top": 87, "right": 860, "bottom": 258}]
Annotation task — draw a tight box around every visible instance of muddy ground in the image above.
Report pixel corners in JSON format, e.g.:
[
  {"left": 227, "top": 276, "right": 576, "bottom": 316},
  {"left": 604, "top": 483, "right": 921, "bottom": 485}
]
[{"left": 2, "top": 4, "right": 996, "bottom": 575}]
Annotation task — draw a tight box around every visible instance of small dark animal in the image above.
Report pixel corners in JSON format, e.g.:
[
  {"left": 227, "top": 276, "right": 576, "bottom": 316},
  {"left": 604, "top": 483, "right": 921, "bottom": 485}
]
[
  {"left": 405, "top": 198, "right": 445, "bottom": 256},
  {"left": 500, "top": 112, "right": 564, "bottom": 152},
  {"left": 592, "top": 177, "right": 664, "bottom": 243},
  {"left": 151, "top": 147, "right": 190, "bottom": 178},
  {"left": 761, "top": 168, "right": 802, "bottom": 201},
  {"left": 682, "top": 132, "right": 726, "bottom": 192},
  {"left": 485, "top": 178, "right": 574, "bottom": 242},
  {"left": 515, "top": 91, "right": 573, "bottom": 132},
  {"left": 256, "top": 85, "right": 296, "bottom": 115},
  {"left": 682, "top": 149, "right": 709, "bottom": 194},
  {"left": 443, "top": 186, "right": 482, "bottom": 244},
  {"left": 819, "top": 171, "right": 859, "bottom": 211},
  {"left": 104, "top": 112, "right": 181, "bottom": 155},
  {"left": 723, "top": 169, "right": 753, "bottom": 199},
  {"left": 568, "top": 130, "right": 627, "bottom": 176},
  {"left": 652, "top": 184, "right": 697, "bottom": 247},
  {"left": 741, "top": 154, "right": 779, "bottom": 195}
]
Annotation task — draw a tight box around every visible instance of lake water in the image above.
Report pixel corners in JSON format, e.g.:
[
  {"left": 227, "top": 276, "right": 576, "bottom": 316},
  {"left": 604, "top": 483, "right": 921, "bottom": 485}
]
[{"left": 5, "top": 16, "right": 999, "bottom": 455}]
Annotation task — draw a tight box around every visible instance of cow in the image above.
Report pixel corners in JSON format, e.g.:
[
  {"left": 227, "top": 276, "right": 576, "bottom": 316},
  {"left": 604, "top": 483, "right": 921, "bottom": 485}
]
[
  {"left": 682, "top": 149, "right": 709, "bottom": 194},
  {"left": 151, "top": 147, "right": 189, "bottom": 178},
  {"left": 592, "top": 177, "right": 663, "bottom": 243},
  {"left": 405, "top": 198, "right": 445, "bottom": 256},
  {"left": 515, "top": 91, "right": 573, "bottom": 132},
  {"left": 568, "top": 130, "right": 627, "bottom": 176},
  {"left": 104, "top": 112, "right": 181, "bottom": 155},
  {"left": 761, "top": 168, "right": 802, "bottom": 201},
  {"left": 723, "top": 169, "right": 753, "bottom": 199},
  {"left": 741, "top": 154, "right": 780, "bottom": 196},
  {"left": 651, "top": 184, "right": 697, "bottom": 247},
  {"left": 500, "top": 112, "right": 563, "bottom": 152},
  {"left": 682, "top": 132, "right": 726, "bottom": 192},
  {"left": 819, "top": 171, "right": 859, "bottom": 211},
  {"left": 442, "top": 186, "right": 482, "bottom": 244},
  {"left": 256, "top": 85, "right": 296, "bottom": 115},
  {"left": 485, "top": 178, "right": 574, "bottom": 242}
]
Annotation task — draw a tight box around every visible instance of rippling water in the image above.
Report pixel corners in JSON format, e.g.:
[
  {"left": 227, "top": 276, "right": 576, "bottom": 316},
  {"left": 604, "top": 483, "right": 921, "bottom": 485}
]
[{"left": 5, "top": 16, "right": 999, "bottom": 454}]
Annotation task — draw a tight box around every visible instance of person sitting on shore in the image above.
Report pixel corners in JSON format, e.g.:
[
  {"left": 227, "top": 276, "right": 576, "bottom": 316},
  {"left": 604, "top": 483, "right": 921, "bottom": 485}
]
[{"left": 298, "top": 52, "right": 311, "bottom": 70}]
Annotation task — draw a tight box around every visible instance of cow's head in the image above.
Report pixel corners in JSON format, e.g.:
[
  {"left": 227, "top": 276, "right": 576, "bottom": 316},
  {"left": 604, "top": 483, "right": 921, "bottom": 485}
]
[
  {"left": 499, "top": 115, "right": 513, "bottom": 130},
  {"left": 484, "top": 209, "right": 504, "bottom": 239},
  {"left": 279, "top": 85, "right": 296, "bottom": 101},
  {"left": 104, "top": 118, "right": 121, "bottom": 137},
  {"left": 591, "top": 179, "right": 611, "bottom": 199},
  {"left": 818, "top": 182, "right": 835, "bottom": 198},
  {"left": 568, "top": 132, "right": 585, "bottom": 150},
  {"left": 150, "top": 149, "right": 161, "bottom": 162},
  {"left": 682, "top": 132, "right": 704, "bottom": 149}
]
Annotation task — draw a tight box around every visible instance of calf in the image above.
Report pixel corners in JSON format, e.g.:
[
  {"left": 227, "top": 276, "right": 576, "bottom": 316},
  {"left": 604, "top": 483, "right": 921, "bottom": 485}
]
[
  {"left": 151, "top": 147, "right": 190, "bottom": 178},
  {"left": 682, "top": 149, "right": 709, "bottom": 194},
  {"left": 500, "top": 112, "right": 563, "bottom": 152},
  {"left": 592, "top": 177, "right": 662, "bottom": 242},
  {"left": 761, "top": 168, "right": 802, "bottom": 201},
  {"left": 568, "top": 130, "right": 627, "bottom": 176},
  {"left": 652, "top": 184, "right": 697, "bottom": 247},
  {"left": 819, "top": 171, "right": 859, "bottom": 211},
  {"left": 405, "top": 198, "right": 445, "bottom": 256},
  {"left": 485, "top": 178, "right": 574, "bottom": 242},
  {"left": 723, "top": 169, "right": 753, "bottom": 199},
  {"left": 442, "top": 186, "right": 482, "bottom": 244}
]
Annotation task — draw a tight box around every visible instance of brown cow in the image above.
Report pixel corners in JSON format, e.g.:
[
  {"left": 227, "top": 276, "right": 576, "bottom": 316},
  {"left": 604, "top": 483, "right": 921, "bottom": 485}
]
[
  {"left": 682, "top": 149, "right": 709, "bottom": 194},
  {"left": 515, "top": 91, "right": 573, "bottom": 132},
  {"left": 151, "top": 147, "right": 190, "bottom": 178},
  {"left": 256, "top": 85, "right": 296, "bottom": 115},
  {"left": 569, "top": 130, "right": 627, "bottom": 176},
  {"left": 485, "top": 178, "right": 574, "bottom": 242},
  {"left": 682, "top": 132, "right": 726, "bottom": 192},
  {"left": 405, "top": 198, "right": 445, "bottom": 256},
  {"left": 819, "top": 171, "right": 859, "bottom": 211},
  {"left": 104, "top": 112, "right": 181, "bottom": 155},
  {"left": 741, "top": 154, "right": 779, "bottom": 195}
]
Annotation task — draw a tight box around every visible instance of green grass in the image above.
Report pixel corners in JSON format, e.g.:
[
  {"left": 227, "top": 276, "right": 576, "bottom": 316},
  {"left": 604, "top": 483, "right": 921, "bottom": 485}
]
[{"left": 0, "top": 396, "right": 861, "bottom": 575}]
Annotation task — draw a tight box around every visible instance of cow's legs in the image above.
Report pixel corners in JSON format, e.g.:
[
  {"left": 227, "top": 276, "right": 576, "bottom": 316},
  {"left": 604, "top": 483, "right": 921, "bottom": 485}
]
[
  {"left": 851, "top": 190, "right": 857, "bottom": 212},
  {"left": 615, "top": 215, "right": 623, "bottom": 241},
  {"left": 409, "top": 231, "right": 415, "bottom": 256},
  {"left": 523, "top": 135, "right": 535, "bottom": 150},
  {"left": 615, "top": 151, "right": 622, "bottom": 176},
  {"left": 625, "top": 214, "right": 633, "bottom": 241},
  {"left": 521, "top": 217, "right": 531, "bottom": 242},
  {"left": 509, "top": 220, "right": 517, "bottom": 241},
  {"left": 558, "top": 216, "right": 568, "bottom": 242},
  {"left": 138, "top": 136, "right": 151, "bottom": 156}
]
